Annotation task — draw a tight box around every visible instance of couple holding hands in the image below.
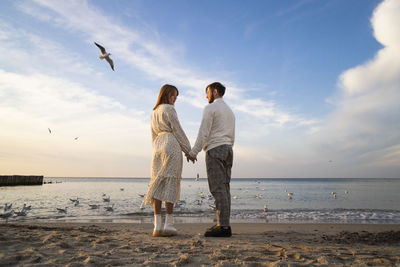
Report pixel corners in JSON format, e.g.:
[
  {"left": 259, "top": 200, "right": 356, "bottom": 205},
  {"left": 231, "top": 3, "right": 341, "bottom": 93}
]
[{"left": 142, "top": 82, "right": 235, "bottom": 238}]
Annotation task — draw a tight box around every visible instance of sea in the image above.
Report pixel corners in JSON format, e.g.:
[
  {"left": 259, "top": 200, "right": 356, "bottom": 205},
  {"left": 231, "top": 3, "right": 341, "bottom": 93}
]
[{"left": 1, "top": 178, "right": 400, "bottom": 224}]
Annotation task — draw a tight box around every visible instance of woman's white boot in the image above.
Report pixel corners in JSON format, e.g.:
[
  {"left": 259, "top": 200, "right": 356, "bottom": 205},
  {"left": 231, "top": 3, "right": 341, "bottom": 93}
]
[
  {"left": 163, "top": 213, "right": 177, "bottom": 236},
  {"left": 152, "top": 214, "right": 163, "bottom": 237}
]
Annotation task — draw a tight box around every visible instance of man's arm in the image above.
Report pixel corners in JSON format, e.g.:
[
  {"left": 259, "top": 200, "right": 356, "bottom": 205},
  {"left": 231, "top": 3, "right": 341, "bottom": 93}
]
[{"left": 189, "top": 106, "right": 213, "bottom": 158}]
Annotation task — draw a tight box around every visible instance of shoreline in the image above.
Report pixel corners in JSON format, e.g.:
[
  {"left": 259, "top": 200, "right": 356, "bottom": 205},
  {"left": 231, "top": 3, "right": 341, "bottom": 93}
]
[{"left": 1, "top": 222, "right": 399, "bottom": 266}]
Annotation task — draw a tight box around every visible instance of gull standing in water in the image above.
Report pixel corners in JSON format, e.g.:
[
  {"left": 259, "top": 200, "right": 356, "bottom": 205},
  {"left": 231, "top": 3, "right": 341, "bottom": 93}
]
[
  {"left": 104, "top": 204, "right": 114, "bottom": 212},
  {"left": 57, "top": 207, "right": 67, "bottom": 214},
  {"left": 4, "top": 203, "right": 12, "bottom": 211},
  {"left": 15, "top": 207, "right": 28, "bottom": 217},
  {"left": 1, "top": 210, "right": 14, "bottom": 223},
  {"left": 94, "top": 42, "right": 114, "bottom": 71},
  {"left": 22, "top": 204, "right": 31, "bottom": 211}
]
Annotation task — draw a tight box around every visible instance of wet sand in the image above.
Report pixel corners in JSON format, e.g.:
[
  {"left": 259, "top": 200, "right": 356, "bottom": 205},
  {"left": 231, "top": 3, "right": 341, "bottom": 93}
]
[{"left": 1, "top": 222, "right": 399, "bottom": 266}]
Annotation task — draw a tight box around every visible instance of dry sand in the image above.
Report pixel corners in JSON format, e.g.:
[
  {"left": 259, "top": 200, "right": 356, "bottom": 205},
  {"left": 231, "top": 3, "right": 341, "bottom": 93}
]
[{"left": 1, "top": 222, "right": 399, "bottom": 266}]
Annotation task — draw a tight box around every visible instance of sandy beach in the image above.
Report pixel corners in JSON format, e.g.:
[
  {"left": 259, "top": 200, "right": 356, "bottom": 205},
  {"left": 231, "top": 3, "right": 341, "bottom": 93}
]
[{"left": 1, "top": 222, "right": 399, "bottom": 266}]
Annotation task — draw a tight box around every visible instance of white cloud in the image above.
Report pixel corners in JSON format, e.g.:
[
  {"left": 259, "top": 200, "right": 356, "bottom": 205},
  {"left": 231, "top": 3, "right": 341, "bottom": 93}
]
[
  {"left": 1, "top": 0, "right": 319, "bottom": 177},
  {"left": 0, "top": 20, "right": 95, "bottom": 76},
  {"left": 0, "top": 68, "right": 151, "bottom": 176},
  {"left": 313, "top": 0, "right": 400, "bottom": 176},
  {"left": 19, "top": 0, "right": 314, "bottom": 131}
]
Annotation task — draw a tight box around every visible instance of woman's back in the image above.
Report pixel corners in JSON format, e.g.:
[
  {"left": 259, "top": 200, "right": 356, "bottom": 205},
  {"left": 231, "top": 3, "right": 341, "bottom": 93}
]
[{"left": 151, "top": 104, "right": 174, "bottom": 136}]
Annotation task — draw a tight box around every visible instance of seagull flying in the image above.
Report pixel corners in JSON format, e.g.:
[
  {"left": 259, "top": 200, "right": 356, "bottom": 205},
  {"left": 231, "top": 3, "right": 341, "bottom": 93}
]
[
  {"left": 48, "top": 128, "right": 52, "bottom": 134},
  {"left": 94, "top": 42, "right": 114, "bottom": 71}
]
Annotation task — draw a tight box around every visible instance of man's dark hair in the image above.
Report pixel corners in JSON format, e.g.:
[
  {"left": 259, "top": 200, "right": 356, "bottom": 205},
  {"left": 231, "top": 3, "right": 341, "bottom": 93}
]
[{"left": 207, "top": 82, "right": 225, "bottom": 97}]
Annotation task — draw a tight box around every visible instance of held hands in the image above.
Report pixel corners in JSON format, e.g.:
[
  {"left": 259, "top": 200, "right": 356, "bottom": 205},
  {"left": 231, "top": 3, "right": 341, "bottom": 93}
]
[{"left": 185, "top": 153, "right": 197, "bottom": 164}]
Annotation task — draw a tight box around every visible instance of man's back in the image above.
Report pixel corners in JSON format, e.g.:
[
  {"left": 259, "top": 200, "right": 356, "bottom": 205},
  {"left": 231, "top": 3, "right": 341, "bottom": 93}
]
[{"left": 205, "top": 98, "right": 235, "bottom": 151}]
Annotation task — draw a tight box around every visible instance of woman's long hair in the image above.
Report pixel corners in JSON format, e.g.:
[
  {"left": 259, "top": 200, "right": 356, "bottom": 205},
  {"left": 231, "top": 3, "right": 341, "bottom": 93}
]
[{"left": 153, "top": 84, "right": 179, "bottom": 110}]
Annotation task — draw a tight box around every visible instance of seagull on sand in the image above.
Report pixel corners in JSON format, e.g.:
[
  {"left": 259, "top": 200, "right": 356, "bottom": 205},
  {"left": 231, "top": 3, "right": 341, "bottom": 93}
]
[{"left": 94, "top": 42, "right": 114, "bottom": 71}]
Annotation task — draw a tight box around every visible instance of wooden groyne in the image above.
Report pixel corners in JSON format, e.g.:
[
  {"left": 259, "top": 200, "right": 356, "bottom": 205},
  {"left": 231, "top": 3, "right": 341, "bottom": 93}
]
[{"left": 0, "top": 175, "right": 43, "bottom": 186}]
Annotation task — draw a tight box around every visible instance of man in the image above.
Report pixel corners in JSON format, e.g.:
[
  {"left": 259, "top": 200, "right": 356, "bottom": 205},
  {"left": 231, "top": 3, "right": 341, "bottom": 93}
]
[{"left": 187, "top": 82, "right": 235, "bottom": 237}]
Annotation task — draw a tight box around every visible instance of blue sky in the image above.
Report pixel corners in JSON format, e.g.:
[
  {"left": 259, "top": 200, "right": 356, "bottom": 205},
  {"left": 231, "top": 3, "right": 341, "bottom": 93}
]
[{"left": 0, "top": 0, "right": 399, "bottom": 178}]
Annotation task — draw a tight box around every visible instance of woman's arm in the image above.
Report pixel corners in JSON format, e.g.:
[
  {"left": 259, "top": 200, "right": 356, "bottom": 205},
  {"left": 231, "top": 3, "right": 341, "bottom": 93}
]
[{"left": 167, "top": 107, "right": 191, "bottom": 154}]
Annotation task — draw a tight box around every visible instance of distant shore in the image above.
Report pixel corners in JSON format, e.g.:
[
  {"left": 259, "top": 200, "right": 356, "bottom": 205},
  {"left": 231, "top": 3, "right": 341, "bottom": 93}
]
[{"left": 1, "top": 222, "right": 399, "bottom": 266}]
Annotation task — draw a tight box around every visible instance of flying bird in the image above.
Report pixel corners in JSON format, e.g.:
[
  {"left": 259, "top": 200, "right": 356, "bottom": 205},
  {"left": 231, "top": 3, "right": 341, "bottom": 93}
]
[
  {"left": 74, "top": 137, "right": 79, "bottom": 140},
  {"left": 94, "top": 42, "right": 114, "bottom": 71},
  {"left": 48, "top": 128, "right": 52, "bottom": 134}
]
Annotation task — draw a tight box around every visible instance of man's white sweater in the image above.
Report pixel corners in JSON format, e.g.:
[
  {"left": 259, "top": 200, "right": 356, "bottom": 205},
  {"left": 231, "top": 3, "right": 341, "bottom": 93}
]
[{"left": 189, "top": 98, "right": 235, "bottom": 157}]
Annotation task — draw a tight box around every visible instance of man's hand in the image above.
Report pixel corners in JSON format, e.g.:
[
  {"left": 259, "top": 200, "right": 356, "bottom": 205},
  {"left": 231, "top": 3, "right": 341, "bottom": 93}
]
[{"left": 185, "top": 154, "right": 197, "bottom": 163}]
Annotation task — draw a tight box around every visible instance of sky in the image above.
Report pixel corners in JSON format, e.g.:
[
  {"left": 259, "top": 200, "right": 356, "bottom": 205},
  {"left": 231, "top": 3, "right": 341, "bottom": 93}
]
[{"left": 0, "top": 0, "right": 399, "bottom": 178}]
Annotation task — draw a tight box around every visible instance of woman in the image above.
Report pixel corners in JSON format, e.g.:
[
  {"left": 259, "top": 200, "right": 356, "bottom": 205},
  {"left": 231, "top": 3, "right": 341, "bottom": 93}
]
[{"left": 143, "top": 84, "right": 191, "bottom": 237}]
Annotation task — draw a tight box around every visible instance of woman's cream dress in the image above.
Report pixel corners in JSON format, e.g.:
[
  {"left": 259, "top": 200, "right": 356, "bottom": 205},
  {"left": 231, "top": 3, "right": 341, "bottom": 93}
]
[{"left": 143, "top": 104, "right": 191, "bottom": 205}]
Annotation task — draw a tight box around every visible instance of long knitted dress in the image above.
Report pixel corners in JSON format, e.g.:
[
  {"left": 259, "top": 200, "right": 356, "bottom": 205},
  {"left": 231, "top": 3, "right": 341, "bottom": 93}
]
[{"left": 143, "top": 104, "right": 191, "bottom": 205}]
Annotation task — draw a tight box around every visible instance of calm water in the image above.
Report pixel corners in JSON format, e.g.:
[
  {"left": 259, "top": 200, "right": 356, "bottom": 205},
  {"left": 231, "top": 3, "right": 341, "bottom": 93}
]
[{"left": 1, "top": 178, "right": 400, "bottom": 224}]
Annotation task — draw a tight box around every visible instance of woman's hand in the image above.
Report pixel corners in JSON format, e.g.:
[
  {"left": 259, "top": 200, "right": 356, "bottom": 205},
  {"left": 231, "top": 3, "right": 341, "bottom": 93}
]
[{"left": 185, "top": 154, "right": 197, "bottom": 163}]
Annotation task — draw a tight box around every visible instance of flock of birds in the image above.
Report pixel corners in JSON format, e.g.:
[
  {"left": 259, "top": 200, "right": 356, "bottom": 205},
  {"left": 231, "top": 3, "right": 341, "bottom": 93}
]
[
  {"left": 2, "top": 178, "right": 351, "bottom": 223},
  {"left": 0, "top": 189, "right": 126, "bottom": 223},
  {"left": 56, "top": 192, "right": 118, "bottom": 215},
  {"left": 230, "top": 180, "right": 350, "bottom": 214},
  {"left": 0, "top": 203, "right": 31, "bottom": 223}
]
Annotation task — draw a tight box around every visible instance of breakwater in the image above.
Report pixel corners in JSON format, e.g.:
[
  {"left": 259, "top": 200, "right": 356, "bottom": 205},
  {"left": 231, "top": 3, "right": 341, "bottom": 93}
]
[{"left": 0, "top": 175, "right": 43, "bottom": 186}]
